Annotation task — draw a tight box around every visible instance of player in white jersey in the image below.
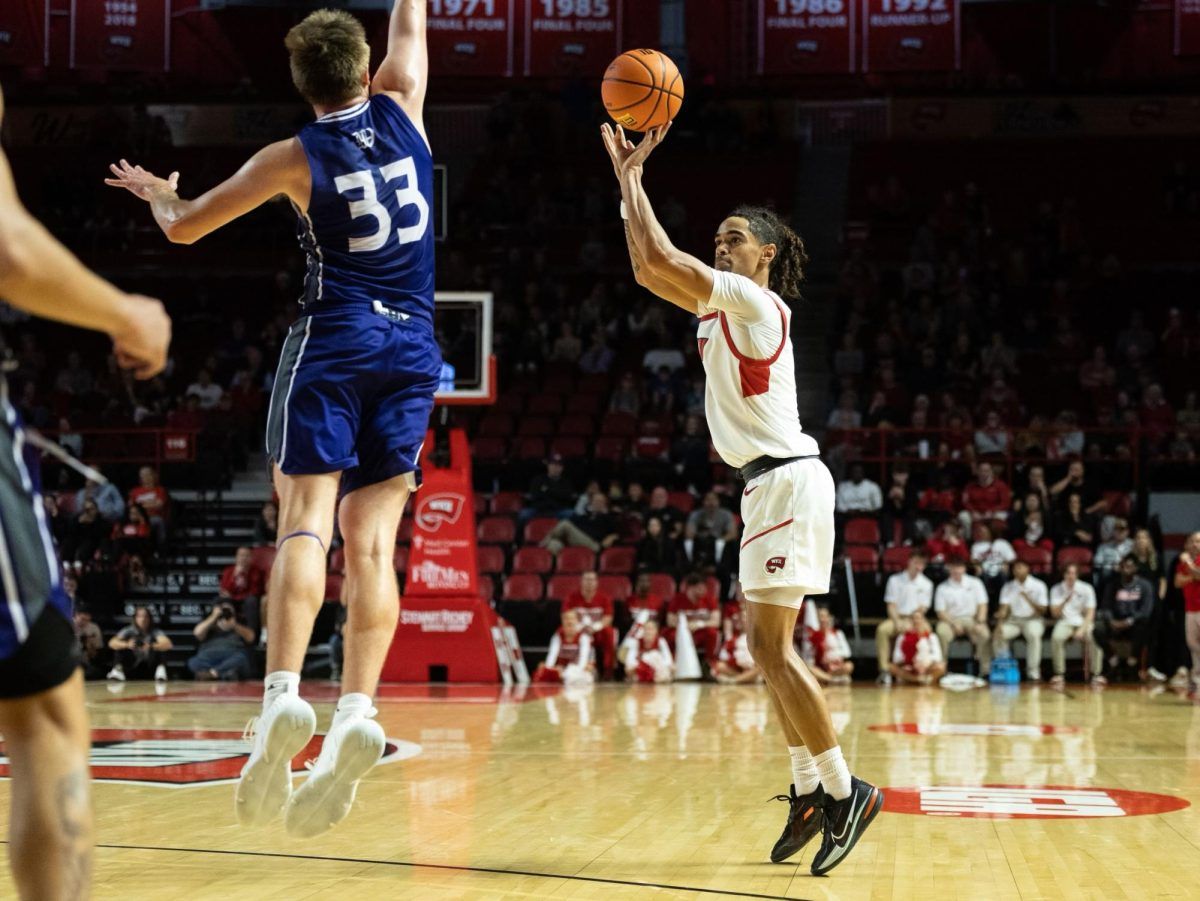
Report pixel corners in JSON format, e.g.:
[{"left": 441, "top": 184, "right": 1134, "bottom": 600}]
[{"left": 601, "top": 122, "right": 881, "bottom": 876}]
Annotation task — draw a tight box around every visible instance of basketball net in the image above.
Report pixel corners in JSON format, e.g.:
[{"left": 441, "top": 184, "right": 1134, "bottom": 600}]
[{"left": 674, "top": 621, "right": 703, "bottom": 680}]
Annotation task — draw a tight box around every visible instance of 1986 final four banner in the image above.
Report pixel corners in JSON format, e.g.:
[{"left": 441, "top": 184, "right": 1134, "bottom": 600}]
[
  {"left": 758, "top": 0, "right": 856, "bottom": 75},
  {"left": 524, "top": 0, "right": 622, "bottom": 77},
  {"left": 861, "top": 0, "right": 959, "bottom": 72}
]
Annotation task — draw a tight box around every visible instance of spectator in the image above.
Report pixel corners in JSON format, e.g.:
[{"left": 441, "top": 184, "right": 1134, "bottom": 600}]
[
  {"left": 1012, "top": 510, "right": 1054, "bottom": 557},
  {"left": 888, "top": 609, "right": 946, "bottom": 686},
  {"left": 646, "top": 366, "right": 676, "bottom": 414},
  {"left": 1173, "top": 533, "right": 1200, "bottom": 691},
  {"left": 714, "top": 627, "right": 761, "bottom": 685},
  {"left": 522, "top": 453, "right": 575, "bottom": 524},
  {"left": 917, "top": 470, "right": 958, "bottom": 526},
  {"left": 665, "top": 573, "right": 720, "bottom": 667},
  {"left": 994, "top": 559, "right": 1050, "bottom": 682},
  {"left": 219, "top": 546, "right": 265, "bottom": 636},
  {"left": 1024, "top": 465, "right": 1053, "bottom": 514},
  {"left": 74, "top": 476, "right": 125, "bottom": 522},
  {"left": 670, "top": 415, "right": 710, "bottom": 490},
  {"left": 533, "top": 609, "right": 593, "bottom": 684},
  {"left": 808, "top": 606, "right": 854, "bottom": 685},
  {"left": 686, "top": 491, "right": 734, "bottom": 540},
  {"left": 1093, "top": 518, "right": 1133, "bottom": 582},
  {"left": 563, "top": 571, "right": 616, "bottom": 680},
  {"left": 186, "top": 369, "right": 223, "bottom": 409},
  {"left": 626, "top": 570, "right": 664, "bottom": 625},
  {"left": 1049, "top": 564, "right": 1102, "bottom": 687},
  {"left": 926, "top": 520, "right": 969, "bottom": 569},
  {"left": 62, "top": 498, "right": 112, "bottom": 569},
  {"left": 578, "top": 327, "right": 613, "bottom": 375},
  {"left": 609, "top": 371, "right": 641, "bottom": 416},
  {"left": 645, "top": 486, "right": 685, "bottom": 538},
  {"left": 112, "top": 503, "right": 154, "bottom": 587},
  {"left": 1055, "top": 492, "right": 1096, "bottom": 549},
  {"left": 107, "top": 606, "right": 172, "bottom": 681},
  {"left": 1046, "top": 411, "right": 1085, "bottom": 460},
  {"left": 188, "top": 603, "right": 255, "bottom": 681},
  {"left": 57, "top": 417, "right": 83, "bottom": 459},
  {"left": 880, "top": 463, "right": 916, "bottom": 545},
  {"left": 620, "top": 619, "right": 674, "bottom": 683},
  {"left": 835, "top": 463, "right": 883, "bottom": 514},
  {"left": 1131, "top": 531, "right": 1174, "bottom": 684},
  {"left": 962, "top": 461, "right": 1012, "bottom": 524},
  {"left": 73, "top": 602, "right": 106, "bottom": 680},
  {"left": 642, "top": 343, "right": 685, "bottom": 373},
  {"left": 876, "top": 550, "right": 933, "bottom": 686},
  {"left": 636, "top": 516, "right": 680, "bottom": 574},
  {"left": 1050, "top": 461, "right": 1105, "bottom": 516},
  {"left": 1095, "top": 555, "right": 1156, "bottom": 680},
  {"left": 934, "top": 559, "right": 992, "bottom": 677},
  {"left": 826, "top": 390, "right": 862, "bottom": 431},
  {"left": 55, "top": 350, "right": 94, "bottom": 396},
  {"left": 973, "top": 410, "right": 1009, "bottom": 456},
  {"left": 541, "top": 492, "right": 619, "bottom": 556},
  {"left": 971, "top": 522, "right": 1016, "bottom": 598},
  {"left": 127, "top": 465, "right": 170, "bottom": 543},
  {"left": 253, "top": 500, "right": 279, "bottom": 546},
  {"left": 550, "top": 321, "right": 582, "bottom": 363}
]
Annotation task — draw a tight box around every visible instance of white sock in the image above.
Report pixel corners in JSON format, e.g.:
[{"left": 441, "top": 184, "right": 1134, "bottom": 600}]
[
  {"left": 331, "top": 692, "right": 374, "bottom": 730},
  {"left": 263, "top": 670, "right": 300, "bottom": 713},
  {"left": 814, "top": 746, "right": 852, "bottom": 800},
  {"left": 788, "top": 745, "right": 820, "bottom": 795}
]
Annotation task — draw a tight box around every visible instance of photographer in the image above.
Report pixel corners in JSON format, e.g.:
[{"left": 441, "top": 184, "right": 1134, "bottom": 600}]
[
  {"left": 107, "top": 607, "right": 172, "bottom": 681},
  {"left": 187, "top": 604, "right": 256, "bottom": 682}
]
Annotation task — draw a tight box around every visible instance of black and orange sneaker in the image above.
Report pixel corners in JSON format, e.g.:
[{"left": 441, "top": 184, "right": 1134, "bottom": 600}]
[
  {"left": 769, "top": 784, "right": 825, "bottom": 863},
  {"left": 809, "top": 777, "right": 884, "bottom": 876}
]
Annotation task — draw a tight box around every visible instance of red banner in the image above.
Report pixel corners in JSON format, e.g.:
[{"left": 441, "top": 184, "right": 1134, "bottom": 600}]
[
  {"left": 404, "top": 429, "right": 478, "bottom": 598},
  {"left": 70, "top": 0, "right": 169, "bottom": 71},
  {"left": 523, "top": 0, "right": 622, "bottom": 77},
  {"left": 382, "top": 596, "right": 500, "bottom": 681},
  {"left": 0, "top": 0, "right": 46, "bottom": 68},
  {"left": 1176, "top": 0, "right": 1200, "bottom": 54},
  {"left": 427, "top": 0, "right": 515, "bottom": 77},
  {"left": 758, "top": 0, "right": 856, "bottom": 75},
  {"left": 862, "top": 0, "right": 959, "bottom": 72}
]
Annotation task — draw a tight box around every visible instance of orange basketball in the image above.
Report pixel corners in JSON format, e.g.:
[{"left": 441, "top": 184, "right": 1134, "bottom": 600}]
[{"left": 601, "top": 49, "right": 684, "bottom": 133}]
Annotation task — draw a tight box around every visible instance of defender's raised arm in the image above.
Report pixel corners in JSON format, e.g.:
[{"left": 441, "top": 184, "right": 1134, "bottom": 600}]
[{"left": 372, "top": 0, "right": 429, "bottom": 130}]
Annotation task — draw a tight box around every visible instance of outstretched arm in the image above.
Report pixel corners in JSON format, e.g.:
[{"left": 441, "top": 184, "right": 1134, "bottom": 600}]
[
  {"left": 105, "top": 138, "right": 308, "bottom": 245},
  {"left": 371, "top": 0, "right": 428, "bottom": 132}
]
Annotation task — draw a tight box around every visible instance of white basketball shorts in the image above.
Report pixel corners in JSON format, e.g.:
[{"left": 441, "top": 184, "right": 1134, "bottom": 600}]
[{"left": 738, "top": 457, "right": 835, "bottom": 602}]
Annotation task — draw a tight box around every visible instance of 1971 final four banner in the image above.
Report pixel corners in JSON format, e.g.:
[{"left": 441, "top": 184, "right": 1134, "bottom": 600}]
[
  {"left": 524, "top": 0, "right": 622, "bottom": 77},
  {"left": 758, "top": 0, "right": 856, "bottom": 75},
  {"left": 70, "top": 0, "right": 170, "bottom": 71},
  {"left": 862, "top": 0, "right": 959, "bottom": 72},
  {"left": 427, "top": 0, "right": 515, "bottom": 77}
]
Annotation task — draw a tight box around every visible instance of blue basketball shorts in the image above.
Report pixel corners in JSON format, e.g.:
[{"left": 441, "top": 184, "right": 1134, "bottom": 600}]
[{"left": 265, "top": 305, "right": 442, "bottom": 494}]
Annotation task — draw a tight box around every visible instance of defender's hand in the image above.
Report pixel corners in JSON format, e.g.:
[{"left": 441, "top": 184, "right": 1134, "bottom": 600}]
[
  {"left": 111, "top": 295, "right": 171, "bottom": 380},
  {"left": 105, "top": 159, "right": 179, "bottom": 202}
]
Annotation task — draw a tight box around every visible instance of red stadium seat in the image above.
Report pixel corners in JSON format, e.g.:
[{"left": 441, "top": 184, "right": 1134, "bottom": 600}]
[
  {"left": 1103, "top": 490, "right": 1132, "bottom": 517},
  {"left": 599, "top": 546, "right": 636, "bottom": 574},
  {"left": 514, "top": 437, "right": 547, "bottom": 461},
  {"left": 490, "top": 491, "right": 523, "bottom": 515},
  {"left": 502, "top": 573, "right": 544, "bottom": 603},
  {"left": 593, "top": 436, "right": 627, "bottom": 463},
  {"left": 517, "top": 416, "right": 554, "bottom": 438},
  {"left": 471, "top": 437, "right": 508, "bottom": 464},
  {"left": 668, "top": 491, "right": 695, "bottom": 513},
  {"left": 648, "top": 573, "right": 677, "bottom": 598},
  {"left": 526, "top": 395, "right": 563, "bottom": 416},
  {"left": 844, "top": 517, "right": 881, "bottom": 546},
  {"left": 634, "top": 436, "right": 670, "bottom": 459},
  {"left": 571, "top": 394, "right": 603, "bottom": 416},
  {"left": 550, "top": 436, "right": 587, "bottom": 460},
  {"left": 600, "top": 412, "right": 637, "bottom": 437},
  {"left": 556, "top": 547, "right": 596, "bottom": 574},
  {"left": 493, "top": 394, "right": 524, "bottom": 415},
  {"left": 882, "top": 546, "right": 914, "bottom": 573},
  {"left": 393, "top": 545, "right": 409, "bottom": 573},
  {"left": 546, "top": 574, "right": 578, "bottom": 602},
  {"left": 1056, "top": 546, "right": 1093, "bottom": 575},
  {"left": 473, "top": 492, "right": 488, "bottom": 514},
  {"left": 577, "top": 374, "right": 611, "bottom": 395},
  {"left": 523, "top": 517, "right": 559, "bottom": 545},
  {"left": 512, "top": 546, "right": 553, "bottom": 574},
  {"left": 328, "top": 547, "right": 346, "bottom": 574},
  {"left": 477, "top": 516, "right": 516, "bottom": 545},
  {"left": 1016, "top": 544, "right": 1053, "bottom": 575},
  {"left": 477, "top": 545, "right": 506, "bottom": 575},
  {"left": 324, "top": 572, "right": 344, "bottom": 603},
  {"left": 558, "top": 414, "right": 595, "bottom": 437},
  {"left": 599, "top": 575, "right": 632, "bottom": 601},
  {"left": 251, "top": 545, "right": 276, "bottom": 576},
  {"left": 478, "top": 575, "right": 495, "bottom": 603},
  {"left": 844, "top": 545, "right": 880, "bottom": 573},
  {"left": 477, "top": 413, "right": 514, "bottom": 437}
]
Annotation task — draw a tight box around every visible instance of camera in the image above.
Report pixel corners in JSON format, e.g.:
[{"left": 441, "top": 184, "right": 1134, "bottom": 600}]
[{"left": 219, "top": 605, "right": 235, "bottom": 621}]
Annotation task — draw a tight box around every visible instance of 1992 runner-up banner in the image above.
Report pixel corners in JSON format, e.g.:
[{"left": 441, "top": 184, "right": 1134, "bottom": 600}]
[
  {"left": 428, "top": 0, "right": 514, "bottom": 77},
  {"left": 70, "top": 0, "right": 169, "bottom": 71},
  {"left": 524, "top": 0, "right": 622, "bottom": 77},
  {"left": 0, "top": 0, "right": 45, "bottom": 68},
  {"left": 1176, "top": 0, "right": 1200, "bottom": 56},
  {"left": 759, "top": 0, "right": 856, "bottom": 75},
  {"left": 862, "top": 0, "right": 959, "bottom": 72}
]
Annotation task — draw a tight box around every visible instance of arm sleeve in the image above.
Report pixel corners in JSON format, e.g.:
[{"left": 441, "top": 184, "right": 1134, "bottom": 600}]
[
  {"left": 884, "top": 575, "right": 899, "bottom": 605},
  {"left": 697, "top": 269, "right": 778, "bottom": 324},
  {"left": 544, "top": 633, "right": 561, "bottom": 668},
  {"left": 975, "top": 581, "right": 990, "bottom": 608},
  {"left": 933, "top": 585, "right": 945, "bottom": 613},
  {"left": 579, "top": 634, "right": 593, "bottom": 667}
]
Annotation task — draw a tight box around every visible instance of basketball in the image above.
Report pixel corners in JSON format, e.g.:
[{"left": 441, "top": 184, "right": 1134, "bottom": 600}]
[{"left": 601, "top": 49, "right": 684, "bottom": 133}]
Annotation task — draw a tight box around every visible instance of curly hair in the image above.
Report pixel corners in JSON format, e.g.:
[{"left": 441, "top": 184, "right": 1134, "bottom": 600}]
[
  {"left": 284, "top": 9, "right": 370, "bottom": 107},
  {"left": 730, "top": 205, "right": 810, "bottom": 300}
]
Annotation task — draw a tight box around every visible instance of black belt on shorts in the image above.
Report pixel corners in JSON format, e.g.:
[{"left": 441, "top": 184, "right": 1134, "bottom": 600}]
[{"left": 738, "top": 454, "right": 820, "bottom": 483}]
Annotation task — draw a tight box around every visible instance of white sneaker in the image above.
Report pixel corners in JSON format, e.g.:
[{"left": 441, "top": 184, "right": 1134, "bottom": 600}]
[
  {"left": 876, "top": 673, "right": 893, "bottom": 687},
  {"left": 107, "top": 665, "right": 125, "bottom": 682},
  {"left": 154, "top": 664, "right": 168, "bottom": 682},
  {"left": 235, "top": 694, "right": 317, "bottom": 827},
  {"left": 1146, "top": 667, "right": 1167, "bottom": 683},
  {"left": 284, "top": 709, "right": 385, "bottom": 838}
]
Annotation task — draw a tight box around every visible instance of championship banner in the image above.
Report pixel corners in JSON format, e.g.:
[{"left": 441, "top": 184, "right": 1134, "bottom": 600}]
[
  {"left": 861, "top": 0, "right": 959, "bottom": 72},
  {"left": 0, "top": 0, "right": 46, "bottom": 68},
  {"left": 70, "top": 0, "right": 170, "bottom": 71},
  {"left": 758, "top": 0, "right": 856, "bottom": 75},
  {"left": 427, "top": 0, "right": 515, "bottom": 77},
  {"left": 1176, "top": 0, "right": 1200, "bottom": 55},
  {"left": 523, "top": 0, "right": 622, "bottom": 77}
]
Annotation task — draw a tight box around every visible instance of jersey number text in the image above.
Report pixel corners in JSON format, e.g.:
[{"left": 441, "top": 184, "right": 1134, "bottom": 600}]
[{"left": 334, "top": 157, "right": 429, "bottom": 253}]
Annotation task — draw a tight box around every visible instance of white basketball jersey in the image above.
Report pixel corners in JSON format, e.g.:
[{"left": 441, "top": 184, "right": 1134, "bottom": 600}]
[{"left": 695, "top": 269, "right": 819, "bottom": 469}]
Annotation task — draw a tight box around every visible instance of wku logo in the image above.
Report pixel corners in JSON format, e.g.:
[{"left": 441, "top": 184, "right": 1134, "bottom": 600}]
[
  {"left": 765, "top": 556, "right": 787, "bottom": 574},
  {"left": 351, "top": 127, "right": 375, "bottom": 149},
  {"left": 416, "top": 493, "right": 465, "bottom": 532}
]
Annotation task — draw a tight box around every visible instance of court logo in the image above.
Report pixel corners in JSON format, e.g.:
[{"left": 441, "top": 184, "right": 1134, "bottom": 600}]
[
  {"left": 765, "top": 556, "right": 787, "bottom": 573},
  {"left": 882, "top": 785, "right": 1189, "bottom": 819},
  {"left": 351, "top": 127, "right": 375, "bottom": 149},
  {"left": 0, "top": 728, "right": 421, "bottom": 789},
  {"left": 416, "top": 492, "right": 466, "bottom": 532}
]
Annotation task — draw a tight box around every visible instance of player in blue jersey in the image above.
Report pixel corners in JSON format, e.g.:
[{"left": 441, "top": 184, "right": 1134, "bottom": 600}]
[{"left": 106, "top": 2, "right": 437, "bottom": 836}]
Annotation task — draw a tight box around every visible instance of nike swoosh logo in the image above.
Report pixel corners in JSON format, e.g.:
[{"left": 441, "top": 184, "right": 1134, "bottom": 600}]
[
  {"left": 831, "top": 792, "right": 867, "bottom": 845},
  {"left": 744, "top": 486, "right": 759, "bottom": 497}
]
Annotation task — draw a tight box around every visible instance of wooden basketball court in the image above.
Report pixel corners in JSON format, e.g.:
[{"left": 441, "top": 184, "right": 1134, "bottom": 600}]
[{"left": 2, "top": 681, "right": 1198, "bottom": 900}]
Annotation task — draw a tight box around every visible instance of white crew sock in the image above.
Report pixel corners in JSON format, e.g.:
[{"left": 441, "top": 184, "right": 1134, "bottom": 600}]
[
  {"left": 263, "top": 670, "right": 300, "bottom": 714},
  {"left": 813, "top": 746, "right": 852, "bottom": 800},
  {"left": 331, "top": 692, "right": 374, "bottom": 731},
  {"left": 788, "top": 745, "right": 820, "bottom": 795}
]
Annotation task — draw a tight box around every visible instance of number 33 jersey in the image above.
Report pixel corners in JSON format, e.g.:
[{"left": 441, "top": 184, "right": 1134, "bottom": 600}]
[{"left": 294, "top": 93, "right": 434, "bottom": 328}]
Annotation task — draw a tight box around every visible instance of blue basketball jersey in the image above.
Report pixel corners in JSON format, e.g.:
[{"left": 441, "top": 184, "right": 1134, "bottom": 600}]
[{"left": 294, "top": 93, "right": 435, "bottom": 328}]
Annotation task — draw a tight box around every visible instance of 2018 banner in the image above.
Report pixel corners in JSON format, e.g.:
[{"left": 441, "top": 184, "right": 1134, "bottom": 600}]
[
  {"left": 1176, "top": 0, "right": 1200, "bottom": 55},
  {"left": 524, "top": 0, "right": 622, "bottom": 77},
  {"left": 0, "top": 0, "right": 45, "bottom": 68},
  {"left": 70, "top": 0, "right": 169, "bottom": 71},
  {"left": 861, "top": 0, "right": 959, "bottom": 72},
  {"left": 758, "top": 0, "right": 856, "bottom": 75},
  {"left": 427, "top": 0, "right": 515, "bottom": 77}
]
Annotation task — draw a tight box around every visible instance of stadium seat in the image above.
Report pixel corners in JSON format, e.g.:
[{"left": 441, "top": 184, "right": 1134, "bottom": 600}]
[
  {"left": 599, "top": 546, "right": 636, "bottom": 574},
  {"left": 1056, "top": 546, "right": 1094, "bottom": 575},
  {"left": 523, "top": 517, "right": 559, "bottom": 545},
  {"left": 1104, "top": 490, "right": 1132, "bottom": 517},
  {"left": 478, "top": 575, "right": 495, "bottom": 603},
  {"left": 393, "top": 545, "right": 409, "bottom": 573},
  {"left": 668, "top": 491, "right": 695, "bottom": 513},
  {"left": 1016, "top": 544, "right": 1053, "bottom": 575},
  {"left": 328, "top": 547, "right": 345, "bottom": 574},
  {"left": 571, "top": 394, "right": 603, "bottom": 416},
  {"left": 512, "top": 546, "right": 553, "bottom": 574},
  {"left": 577, "top": 374, "right": 611, "bottom": 395},
  {"left": 593, "top": 436, "right": 627, "bottom": 463},
  {"left": 599, "top": 575, "right": 632, "bottom": 601},
  {"left": 517, "top": 416, "right": 554, "bottom": 438},
  {"left": 844, "top": 517, "right": 881, "bottom": 546},
  {"left": 526, "top": 394, "right": 563, "bottom": 416},
  {"left": 550, "top": 436, "right": 587, "bottom": 460},
  {"left": 490, "top": 491, "right": 523, "bottom": 515},
  {"left": 477, "top": 413, "right": 514, "bottom": 437},
  {"left": 502, "top": 573, "right": 544, "bottom": 603},
  {"left": 324, "top": 572, "right": 344, "bottom": 603},
  {"left": 473, "top": 492, "right": 488, "bottom": 514},
  {"left": 600, "top": 412, "right": 637, "bottom": 437},
  {"left": 557, "top": 414, "right": 595, "bottom": 437},
  {"left": 514, "top": 437, "right": 547, "bottom": 460},
  {"left": 492, "top": 394, "right": 523, "bottom": 415},
  {"left": 477, "top": 545, "right": 506, "bottom": 575},
  {"left": 619, "top": 515, "right": 645, "bottom": 543},
  {"left": 881, "top": 545, "right": 913, "bottom": 573},
  {"left": 471, "top": 436, "right": 508, "bottom": 464},
  {"left": 556, "top": 547, "right": 596, "bottom": 574},
  {"left": 546, "top": 574, "right": 578, "bottom": 602},
  {"left": 251, "top": 545, "right": 277, "bottom": 575},
  {"left": 844, "top": 545, "right": 880, "bottom": 573},
  {"left": 478, "top": 516, "right": 516, "bottom": 545},
  {"left": 634, "top": 435, "right": 670, "bottom": 459},
  {"left": 648, "top": 573, "right": 677, "bottom": 598}
]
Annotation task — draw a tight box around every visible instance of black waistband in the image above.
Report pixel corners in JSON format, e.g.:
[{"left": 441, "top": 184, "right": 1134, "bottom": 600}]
[{"left": 739, "top": 454, "right": 820, "bottom": 482}]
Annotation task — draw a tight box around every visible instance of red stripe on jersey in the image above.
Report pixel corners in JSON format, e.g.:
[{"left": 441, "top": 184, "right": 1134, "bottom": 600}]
[
  {"left": 717, "top": 293, "right": 789, "bottom": 398},
  {"left": 741, "top": 518, "right": 794, "bottom": 549},
  {"left": 698, "top": 337, "right": 709, "bottom": 359},
  {"left": 698, "top": 312, "right": 718, "bottom": 322}
]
